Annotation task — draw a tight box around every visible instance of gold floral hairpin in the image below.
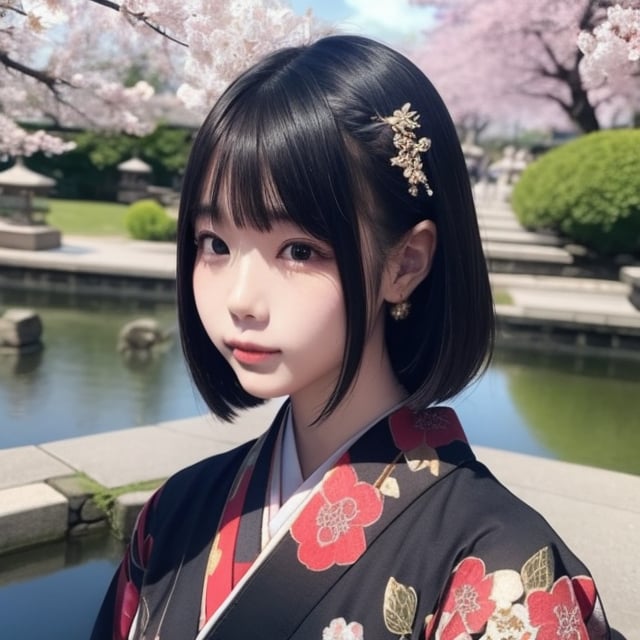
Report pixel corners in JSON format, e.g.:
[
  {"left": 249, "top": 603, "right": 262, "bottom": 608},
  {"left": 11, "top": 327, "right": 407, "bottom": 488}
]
[{"left": 376, "top": 103, "right": 433, "bottom": 197}]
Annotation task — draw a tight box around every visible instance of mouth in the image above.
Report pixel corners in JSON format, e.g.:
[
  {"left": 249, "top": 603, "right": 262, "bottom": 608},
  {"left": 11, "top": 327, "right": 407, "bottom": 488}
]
[{"left": 225, "top": 341, "right": 280, "bottom": 365}]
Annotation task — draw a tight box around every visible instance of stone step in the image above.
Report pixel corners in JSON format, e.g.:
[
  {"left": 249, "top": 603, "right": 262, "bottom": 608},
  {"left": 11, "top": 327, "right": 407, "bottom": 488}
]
[
  {"left": 480, "top": 228, "right": 563, "bottom": 247},
  {"left": 621, "top": 266, "right": 640, "bottom": 311},
  {"left": 478, "top": 217, "right": 525, "bottom": 231},
  {"left": 484, "top": 241, "right": 573, "bottom": 264},
  {"left": 0, "top": 446, "right": 74, "bottom": 490},
  {"left": 0, "top": 483, "right": 67, "bottom": 553}
]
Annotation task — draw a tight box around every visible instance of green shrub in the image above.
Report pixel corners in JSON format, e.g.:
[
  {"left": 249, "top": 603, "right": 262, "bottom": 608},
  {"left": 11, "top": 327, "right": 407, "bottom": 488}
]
[
  {"left": 125, "top": 199, "right": 176, "bottom": 241},
  {"left": 512, "top": 129, "right": 640, "bottom": 256}
]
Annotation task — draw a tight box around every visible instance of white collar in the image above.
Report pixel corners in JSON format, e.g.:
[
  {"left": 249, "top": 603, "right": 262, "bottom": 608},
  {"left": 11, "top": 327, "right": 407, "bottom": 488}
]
[{"left": 264, "top": 400, "right": 406, "bottom": 542}]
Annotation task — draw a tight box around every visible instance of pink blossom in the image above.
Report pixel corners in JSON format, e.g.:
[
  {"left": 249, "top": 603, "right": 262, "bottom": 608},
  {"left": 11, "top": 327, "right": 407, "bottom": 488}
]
[
  {"left": 1, "top": 0, "right": 329, "bottom": 156},
  {"left": 578, "top": 4, "right": 640, "bottom": 86},
  {"left": 410, "top": 0, "right": 640, "bottom": 132}
]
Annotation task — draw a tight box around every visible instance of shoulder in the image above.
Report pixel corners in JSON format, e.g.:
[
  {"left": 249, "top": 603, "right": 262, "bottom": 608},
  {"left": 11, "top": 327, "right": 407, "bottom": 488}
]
[
  {"left": 441, "top": 460, "right": 571, "bottom": 541},
  {"left": 125, "top": 438, "right": 256, "bottom": 549},
  {"left": 161, "top": 439, "right": 255, "bottom": 491},
  {"left": 126, "top": 439, "right": 257, "bottom": 573},
  {"left": 415, "top": 459, "right": 594, "bottom": 578},
  {"left": 420, "top": 462, "right": 610, "bottom": 637},
  {"left": 151, "top": 439, "right": 256, "bottom": 518}
]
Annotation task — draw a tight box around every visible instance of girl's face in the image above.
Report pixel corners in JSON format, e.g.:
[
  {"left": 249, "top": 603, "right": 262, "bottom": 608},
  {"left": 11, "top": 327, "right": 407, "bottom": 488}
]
[{"left": 192, "top": 211, "right": 347, "bottom": 403}]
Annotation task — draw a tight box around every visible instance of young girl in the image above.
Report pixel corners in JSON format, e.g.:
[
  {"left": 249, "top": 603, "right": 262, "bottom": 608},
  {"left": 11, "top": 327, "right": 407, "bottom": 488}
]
[{"left": 93, "top": 35, "right": 611, "bottom": 639}]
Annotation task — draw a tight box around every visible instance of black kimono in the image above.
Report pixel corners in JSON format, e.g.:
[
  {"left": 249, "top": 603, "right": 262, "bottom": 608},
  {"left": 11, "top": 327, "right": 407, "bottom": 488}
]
[{"left": 92, "top": 403, "right": 610, "bottom": 639}]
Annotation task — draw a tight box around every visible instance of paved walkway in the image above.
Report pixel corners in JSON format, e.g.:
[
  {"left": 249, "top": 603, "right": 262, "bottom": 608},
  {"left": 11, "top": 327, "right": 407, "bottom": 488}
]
[{"left": 0, "top": 233, "right": 176, "bottom": 278}]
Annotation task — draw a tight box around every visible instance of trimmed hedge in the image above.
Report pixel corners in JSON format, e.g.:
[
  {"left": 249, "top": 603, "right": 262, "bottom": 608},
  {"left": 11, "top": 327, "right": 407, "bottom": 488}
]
[
  {"left": 512, "top": 129, "right": 640, "bottom": 256},
  {"left": 125, "top": 199, "right": 176, "bottom": 241}
]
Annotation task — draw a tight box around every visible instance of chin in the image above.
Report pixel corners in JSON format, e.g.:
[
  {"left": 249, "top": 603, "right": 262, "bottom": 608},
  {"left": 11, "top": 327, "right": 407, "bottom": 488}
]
[{"left": 235, "top": 376, "right": 295, "bottom": 401}]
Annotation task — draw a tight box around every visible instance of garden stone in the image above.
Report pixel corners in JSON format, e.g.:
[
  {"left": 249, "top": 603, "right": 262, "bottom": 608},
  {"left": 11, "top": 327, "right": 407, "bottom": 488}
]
[
  {"left": 80, "top": 497, "right": 106, "bottom": 523},
  {"left": 117, "top": 318, "right": 167, "bottom": 351},
  {"left": 0, "top": 308, "right": 42, "bottom": 348}
]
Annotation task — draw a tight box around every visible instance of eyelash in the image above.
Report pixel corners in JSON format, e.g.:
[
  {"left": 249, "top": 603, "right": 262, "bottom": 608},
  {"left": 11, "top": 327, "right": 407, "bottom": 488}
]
[
  {"left": 194, "top": 233, "right": 330, "bottom": 264},
  {"left": 195, "top": 232, "right": 229, "bottom": 256},
  {"left": 279, "top": 241, "right": 326, "bottom": 262}
]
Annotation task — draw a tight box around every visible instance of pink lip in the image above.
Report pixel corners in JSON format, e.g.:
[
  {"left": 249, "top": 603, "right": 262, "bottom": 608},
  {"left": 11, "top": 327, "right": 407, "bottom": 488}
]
[{"left": 226, "top": 341, "right": 280, "bottom": 365}]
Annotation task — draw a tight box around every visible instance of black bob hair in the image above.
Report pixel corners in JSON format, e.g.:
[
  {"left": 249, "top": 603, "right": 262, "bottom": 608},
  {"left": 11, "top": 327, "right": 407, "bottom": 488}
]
[{"left": 177, "top": 34, "right": 494, "bottom": 421}]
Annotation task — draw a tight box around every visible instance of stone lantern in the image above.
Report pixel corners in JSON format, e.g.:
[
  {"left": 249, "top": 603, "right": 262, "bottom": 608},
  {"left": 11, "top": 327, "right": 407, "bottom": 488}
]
[
  {"left": 117, "top": 156, "right": 153, "bottom": 203},
  {"left": 0, "top": 158, "right": 61, "bottom": 250}
]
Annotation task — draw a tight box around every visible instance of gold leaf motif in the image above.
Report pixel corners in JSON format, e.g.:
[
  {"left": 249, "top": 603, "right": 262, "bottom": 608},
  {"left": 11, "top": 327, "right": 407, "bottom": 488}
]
[
  {"left": 380, "top": 477, "right": 400, "bottom": 498},
  {"left": 405, "top": 443, "right": 440, "bottom": 475},
  {"left": 521, "top": 545, "right": 554, "bottom": 593},
  {"left": 383, "top": 577, "right": 418, "bottom": 637},
  {"left": 206, "top": 531, "right": 223, "bottom": 576}
]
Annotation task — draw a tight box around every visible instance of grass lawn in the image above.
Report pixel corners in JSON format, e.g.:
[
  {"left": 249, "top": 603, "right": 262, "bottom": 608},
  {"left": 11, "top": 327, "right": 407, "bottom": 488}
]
[
  {"left": 493, "top": 289, "right": 514, "bottom": 305},
  {"left": 46, "top": 198, "right": 129, "bottom": 236}
]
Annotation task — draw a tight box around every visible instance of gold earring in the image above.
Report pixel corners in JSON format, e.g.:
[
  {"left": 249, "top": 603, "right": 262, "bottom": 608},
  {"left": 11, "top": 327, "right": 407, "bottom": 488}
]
[{"left": 390, "top": 299, "right": 411, "bottom": 321}]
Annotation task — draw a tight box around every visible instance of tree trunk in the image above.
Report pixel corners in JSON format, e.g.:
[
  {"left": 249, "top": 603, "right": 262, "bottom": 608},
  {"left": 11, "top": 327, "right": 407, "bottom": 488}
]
[
  {"left": 561, "top": 63, "right": 601, "bottom": 133},
  {"left": 567, "top": 89, "right": 600, "bottom": 132}
]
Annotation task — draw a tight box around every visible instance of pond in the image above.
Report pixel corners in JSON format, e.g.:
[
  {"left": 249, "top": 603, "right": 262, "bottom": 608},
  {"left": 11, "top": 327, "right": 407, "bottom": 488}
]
[
  {"left": 1, "top": 288, "right": 639, "bottom": 475},
  {"left": 1, "top": 290, "right": 639, "bottom": 638},
  {"left": 0, "top": 532, "right": 124, "bottom": 639}
]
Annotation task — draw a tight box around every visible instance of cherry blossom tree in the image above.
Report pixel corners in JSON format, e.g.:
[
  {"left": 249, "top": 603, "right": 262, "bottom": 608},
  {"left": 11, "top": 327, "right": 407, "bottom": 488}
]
[
  {"left": 0, "top": 0, "right": 326, "bottom": 157},
  {"left": 409, "top": 0, "right": 640, "bottom": 134}
]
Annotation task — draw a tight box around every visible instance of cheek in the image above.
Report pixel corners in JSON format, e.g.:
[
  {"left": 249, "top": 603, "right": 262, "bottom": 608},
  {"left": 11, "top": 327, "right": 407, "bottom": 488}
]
[{"left": 281, "top": 279, "right": 345, "bottom": 342}]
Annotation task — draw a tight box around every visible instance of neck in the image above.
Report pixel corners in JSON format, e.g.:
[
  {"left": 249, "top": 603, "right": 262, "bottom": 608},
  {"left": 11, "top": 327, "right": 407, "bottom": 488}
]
[{"left": 290, "top": 319, "right": 406, "bottom": 479}]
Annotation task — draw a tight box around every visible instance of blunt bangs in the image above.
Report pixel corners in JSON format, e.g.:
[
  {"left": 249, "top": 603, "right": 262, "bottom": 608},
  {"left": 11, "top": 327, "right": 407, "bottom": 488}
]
[{"left": 196, "top": 74, "right": 351, "bottom": 243}]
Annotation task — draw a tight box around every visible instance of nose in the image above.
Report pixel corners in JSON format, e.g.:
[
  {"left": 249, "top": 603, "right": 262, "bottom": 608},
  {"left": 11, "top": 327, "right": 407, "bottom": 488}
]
[{"left": 227, "top": 253, "right": 269, "bottom": 324}]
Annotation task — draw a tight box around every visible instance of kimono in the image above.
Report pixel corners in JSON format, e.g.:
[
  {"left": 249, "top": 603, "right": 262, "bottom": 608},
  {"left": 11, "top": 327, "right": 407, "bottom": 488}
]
[{"left": 92, "top": 402, "right": 611, "bottom": 640}]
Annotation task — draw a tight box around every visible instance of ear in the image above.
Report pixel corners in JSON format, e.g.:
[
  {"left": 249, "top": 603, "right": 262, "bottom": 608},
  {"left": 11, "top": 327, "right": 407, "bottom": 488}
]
[{"left": 382, "top": 220, "right": 437, "bottom": 303}]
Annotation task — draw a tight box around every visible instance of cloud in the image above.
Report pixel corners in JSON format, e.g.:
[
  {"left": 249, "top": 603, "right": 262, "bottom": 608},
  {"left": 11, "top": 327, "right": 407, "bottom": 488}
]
[{"left": 337, "top": 0, "right": 434, "bottom": 44}]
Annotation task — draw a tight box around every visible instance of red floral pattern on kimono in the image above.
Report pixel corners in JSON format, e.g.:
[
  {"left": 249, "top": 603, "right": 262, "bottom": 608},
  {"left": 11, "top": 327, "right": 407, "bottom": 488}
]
[
  {"left": 527, "top": 576, "right": 589, "bottom": 639},
  {"left": 290, "top": 456, "right": 383, "bottom": 571},
  {"left": 389, "top": 406, "right": 467, "bottom": 452},
  {"left": 437, "top": 557, "right": 496, "bottom": 634},
  {"left": 424, "top": 553, "right": 602, "bottom": 639}
]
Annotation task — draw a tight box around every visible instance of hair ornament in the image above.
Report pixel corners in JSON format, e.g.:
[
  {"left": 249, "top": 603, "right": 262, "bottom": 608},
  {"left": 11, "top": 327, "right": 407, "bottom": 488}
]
[{"left": 377, "top": 103, "right": 433, "bottom": 197}]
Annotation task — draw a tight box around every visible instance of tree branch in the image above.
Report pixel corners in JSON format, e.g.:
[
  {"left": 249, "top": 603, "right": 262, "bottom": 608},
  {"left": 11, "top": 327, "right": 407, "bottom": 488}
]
[
  {"left": 87, "top": 0, "right": 187, "bottom": 47},
  {"left": 517, "top": 87, "right": 570, "bottom": 111},
  {"left": 0, "top": 50, "right": 100, "bottom": 124},
  {"left": 0, "top": 2, "right": 27, "bottom": 17},
  {"left": 526, "top": 28, "right": 570, "bottom": 79},
  {"left": 0, "top": 49, "right": 69, "bottom": 93}
]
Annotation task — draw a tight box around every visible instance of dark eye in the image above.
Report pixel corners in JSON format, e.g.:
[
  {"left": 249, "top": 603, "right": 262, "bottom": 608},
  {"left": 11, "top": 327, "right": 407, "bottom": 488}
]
[
  {"left": 282, "top": 242, "right": 314, "bottom": 261},
  {"left": 197, "top": 233, "right": 229, "bottom": 255}
]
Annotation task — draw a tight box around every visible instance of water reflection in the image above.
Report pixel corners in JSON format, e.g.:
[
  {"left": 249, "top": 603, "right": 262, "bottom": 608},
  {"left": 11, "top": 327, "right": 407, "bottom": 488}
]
[
  {"left": 0, "top": 290, "right": 205, "bottom": 447},
  {"left": 0, "top": 290, "right": 638, "bottom": 475},
  {"left": 0, "top": 348, "right": 45, "bottom": 421},
  {"left": 496, "top": 349, "right": 640, "bottom": 475},
  {"left": 0, "top": 532, "right": 124, "bottom": 639}
]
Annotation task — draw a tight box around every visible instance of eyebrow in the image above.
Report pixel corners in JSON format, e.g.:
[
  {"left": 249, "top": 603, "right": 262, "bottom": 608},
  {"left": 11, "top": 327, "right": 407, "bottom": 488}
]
[
  {"left": 190, "top": 204, "right": 220, "bottom": 227},
  {"left": 191, "top": 204, "right": 215, "bottom": 217}
]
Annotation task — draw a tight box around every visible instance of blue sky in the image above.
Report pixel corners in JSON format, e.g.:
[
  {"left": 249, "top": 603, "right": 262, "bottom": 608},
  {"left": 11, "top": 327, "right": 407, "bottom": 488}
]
[{"left": 289, "top": 0, "right": 434, "bottom": 47}]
